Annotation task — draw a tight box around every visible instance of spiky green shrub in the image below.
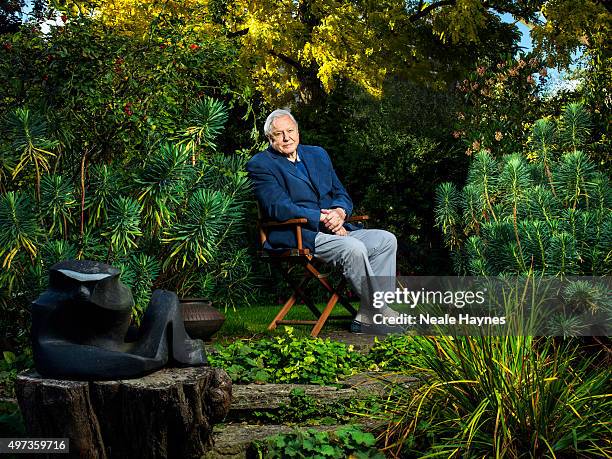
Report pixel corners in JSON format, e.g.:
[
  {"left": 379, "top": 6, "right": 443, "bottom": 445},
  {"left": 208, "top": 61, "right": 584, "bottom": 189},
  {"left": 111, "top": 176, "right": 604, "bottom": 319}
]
[
  {"left": 85, "top": 164, "right": 125, "bottom": 226},
  {"left": 135, "top": 142, "right": 192, "bottom": 233},
  {"left": 116, "top": 254, "right": 161, "bottom": 324},
  {"left": 3, "top": 108, "right": 59, "bottom": 198},
  {"left": 0, "top": 99, "right": 254, "bottom": 330},
  {"left": 436, "top": 103, "right": 611, "bottom": 276},
  {"left": 424, "top": 104, "right": 611, "bottom": 459},
  {"left": 0, "top": 192, "right": 42, "bottom": 270},
  {"left": 40, "top": 174, "right": 77, "bottom": 237},
  {"left": 177, "top": 96, "right": 230, "bottom": 155}
]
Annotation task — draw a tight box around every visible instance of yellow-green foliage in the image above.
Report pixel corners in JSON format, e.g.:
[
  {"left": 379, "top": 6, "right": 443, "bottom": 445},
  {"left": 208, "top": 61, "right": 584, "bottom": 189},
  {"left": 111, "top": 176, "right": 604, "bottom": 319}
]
[{"left": 55, "top": 0, "right": 610, "bottom": 104}]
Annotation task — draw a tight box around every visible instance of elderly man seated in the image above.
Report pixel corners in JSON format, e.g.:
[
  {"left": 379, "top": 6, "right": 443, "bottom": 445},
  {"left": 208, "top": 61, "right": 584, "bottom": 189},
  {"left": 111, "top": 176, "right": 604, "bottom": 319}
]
[{"left": 246, "top": 109, "right": 404, "bottom": 335}]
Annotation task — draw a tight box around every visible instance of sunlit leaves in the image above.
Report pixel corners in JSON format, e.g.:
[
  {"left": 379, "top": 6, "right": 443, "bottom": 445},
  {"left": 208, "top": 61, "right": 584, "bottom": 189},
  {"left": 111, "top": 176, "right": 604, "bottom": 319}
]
[
  {"left": 531, "top": 0, "right": 610, "bottom": 67},
  {"left": 431, "top": 0, "right": 487, "bottom": 44},
  {"left": 4, "top": 108, "right": 58, "bottom": 197},
  {"left": 57, "top": 0, "right": 213, "bottom": 38}
]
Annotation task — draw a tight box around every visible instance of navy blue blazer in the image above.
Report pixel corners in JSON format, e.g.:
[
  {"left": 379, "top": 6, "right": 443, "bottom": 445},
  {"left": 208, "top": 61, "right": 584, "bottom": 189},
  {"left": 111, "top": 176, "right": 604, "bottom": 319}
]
[{"left": 247, "top": 144, "right": 357, "bottom": 252}]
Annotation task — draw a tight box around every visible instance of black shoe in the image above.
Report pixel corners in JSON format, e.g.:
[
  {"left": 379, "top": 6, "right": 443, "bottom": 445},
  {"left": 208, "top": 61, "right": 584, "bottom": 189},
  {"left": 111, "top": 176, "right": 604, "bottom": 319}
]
[{"left": 350, "top": 320, "right": 406, "bottom": 336}]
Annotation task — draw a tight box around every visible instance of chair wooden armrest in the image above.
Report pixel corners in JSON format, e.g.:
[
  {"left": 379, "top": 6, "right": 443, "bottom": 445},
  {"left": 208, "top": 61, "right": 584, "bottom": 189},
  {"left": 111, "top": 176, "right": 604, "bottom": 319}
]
[
  {"left": 258, "top": 218, "right": 308, "bottom": 250},
  {"left": 258, "top": 215, "right": 370, "bottom": 253},
  {"left": 260, "top": 218, "right": 309, "bottom": 228}
]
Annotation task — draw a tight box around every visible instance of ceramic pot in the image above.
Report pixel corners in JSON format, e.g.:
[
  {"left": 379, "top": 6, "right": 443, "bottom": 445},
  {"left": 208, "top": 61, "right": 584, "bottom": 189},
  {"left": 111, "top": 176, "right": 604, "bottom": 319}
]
[{"left": 179, "top": 298, "right": 225, "bottom": 340}]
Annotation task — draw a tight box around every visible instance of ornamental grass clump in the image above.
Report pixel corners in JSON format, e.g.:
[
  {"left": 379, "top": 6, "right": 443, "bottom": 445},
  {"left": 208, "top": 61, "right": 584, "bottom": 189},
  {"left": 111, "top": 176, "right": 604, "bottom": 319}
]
[{"left": 377, "top": 335, "right": 611, "bottom": 458}]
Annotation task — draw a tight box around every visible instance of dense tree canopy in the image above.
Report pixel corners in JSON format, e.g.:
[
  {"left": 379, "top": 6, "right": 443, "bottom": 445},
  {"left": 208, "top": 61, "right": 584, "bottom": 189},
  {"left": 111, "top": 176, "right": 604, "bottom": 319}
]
[{"left": 44, "top": 0, "right": 610, "bottom": 104}]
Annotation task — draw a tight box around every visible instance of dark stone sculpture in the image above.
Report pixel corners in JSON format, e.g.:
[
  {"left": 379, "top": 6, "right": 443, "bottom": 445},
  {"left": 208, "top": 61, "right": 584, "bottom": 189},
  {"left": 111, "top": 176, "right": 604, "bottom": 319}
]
[{"left": 31, "top": 260, "right": 207, "bottom": 380}]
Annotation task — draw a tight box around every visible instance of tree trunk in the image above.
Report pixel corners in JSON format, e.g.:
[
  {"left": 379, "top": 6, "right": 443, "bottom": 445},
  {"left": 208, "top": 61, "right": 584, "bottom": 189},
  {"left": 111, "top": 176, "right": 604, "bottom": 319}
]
[{"left": 16, "top": 366, "right": 232, "bottom": 459}]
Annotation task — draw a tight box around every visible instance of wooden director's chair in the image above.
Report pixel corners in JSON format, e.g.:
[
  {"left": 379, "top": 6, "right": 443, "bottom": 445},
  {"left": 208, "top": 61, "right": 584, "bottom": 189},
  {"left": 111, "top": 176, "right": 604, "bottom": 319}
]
[{"left": 258, "top": 215, "right": 369, "bottom": 337}]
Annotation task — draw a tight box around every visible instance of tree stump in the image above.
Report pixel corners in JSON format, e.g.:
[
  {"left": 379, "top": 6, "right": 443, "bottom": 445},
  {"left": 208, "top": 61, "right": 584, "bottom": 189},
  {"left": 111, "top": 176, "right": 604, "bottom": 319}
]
[{"left": 15, "top": 367, "right": 232, "bottom": 459}]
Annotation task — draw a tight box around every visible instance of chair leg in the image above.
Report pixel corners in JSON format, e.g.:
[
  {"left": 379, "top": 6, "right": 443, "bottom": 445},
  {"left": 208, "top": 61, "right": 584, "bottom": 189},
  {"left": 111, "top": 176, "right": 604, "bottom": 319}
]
[
  {"left": 306, "top": 265, "right": 358, "bottom": 317},
  {"left": 337, "top": 280, "right": 358, "bottom": 316},
  {"left": 268, "top": 293, "right": 298, "bottom": 331},
  {"left": 268, "top": 269, "right": 311, "bottom": 331},
  {"left": 311, "top": 291, "right": 340, "bottom": 337},
  {"left": 304, "top": 267, "right": 353, "bottom": 337},
  {"left": 285, "top": 275, "right": 320, "bottom": 318},
  {"left": 270, "top": 261, "right": 358, "bottom": 336}
]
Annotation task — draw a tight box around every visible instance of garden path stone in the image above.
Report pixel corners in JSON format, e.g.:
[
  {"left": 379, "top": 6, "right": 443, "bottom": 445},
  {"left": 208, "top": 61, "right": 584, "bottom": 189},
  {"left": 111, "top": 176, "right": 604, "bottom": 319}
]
[
  {"left": 229, "top": 372, "right": 418, "bottom": 414},
  {"left": 204, "top": 423, "right": 343, "bottom": 459},
  {"left": 230, "top": 383, "right": 356, "bottom": 411},
  {"left": 204, "top": 331, "right": 418, "bottom": 456},
  {"left": 340, "top": 371, "right": 419, "bottom": 394}
]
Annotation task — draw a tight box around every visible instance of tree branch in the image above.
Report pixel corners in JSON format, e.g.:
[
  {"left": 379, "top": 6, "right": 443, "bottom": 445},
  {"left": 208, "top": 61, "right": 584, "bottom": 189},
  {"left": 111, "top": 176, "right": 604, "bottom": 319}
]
[
  {"left": 268, "top": 50, "right": 306, "bottom": 73},
  {"left": 408, "top": 0, "right": 543, "bottom": 31},
  {"left": 227, "top": 28, "right": 249, "bottom": 38},
  {"left": 409, "top": 0, "right": 456, "bottom": 22}
]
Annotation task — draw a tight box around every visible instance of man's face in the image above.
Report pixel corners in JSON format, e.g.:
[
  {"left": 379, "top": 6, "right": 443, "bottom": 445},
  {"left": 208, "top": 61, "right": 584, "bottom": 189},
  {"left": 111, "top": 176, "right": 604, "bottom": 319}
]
[{"left": 268, "top": 115, "right": 299, "bottom": 156}]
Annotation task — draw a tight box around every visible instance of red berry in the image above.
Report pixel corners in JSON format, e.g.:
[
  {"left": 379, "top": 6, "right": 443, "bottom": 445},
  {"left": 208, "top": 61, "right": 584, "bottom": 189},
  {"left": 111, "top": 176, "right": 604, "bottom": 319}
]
[
  {"left": 3, "top": 43, "right": 12, "bottom": 50},
  {"left": 61, "top": 14, "right": 67, "bottom": 23},
  {"left": 189, "top": 44, "right": 199, "bottom": 50}
]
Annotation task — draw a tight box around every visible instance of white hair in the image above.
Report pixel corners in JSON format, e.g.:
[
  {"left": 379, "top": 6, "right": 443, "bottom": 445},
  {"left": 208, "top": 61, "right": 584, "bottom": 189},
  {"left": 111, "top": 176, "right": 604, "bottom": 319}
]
[{"left": 264, "top": 109, "right": 298, "bottom": 138}]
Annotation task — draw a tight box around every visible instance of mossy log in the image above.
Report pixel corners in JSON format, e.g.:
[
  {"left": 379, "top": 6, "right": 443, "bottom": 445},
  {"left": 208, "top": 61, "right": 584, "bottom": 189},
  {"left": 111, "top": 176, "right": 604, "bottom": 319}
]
[{"left": 15, "top": 367, "right": 232, "bottom": 459}]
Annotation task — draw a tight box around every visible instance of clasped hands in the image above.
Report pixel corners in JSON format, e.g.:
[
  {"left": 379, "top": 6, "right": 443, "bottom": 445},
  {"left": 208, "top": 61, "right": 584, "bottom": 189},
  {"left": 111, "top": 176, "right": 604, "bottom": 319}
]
[{"left": 320, "top": 208, "right": 348, "bottom": 236}]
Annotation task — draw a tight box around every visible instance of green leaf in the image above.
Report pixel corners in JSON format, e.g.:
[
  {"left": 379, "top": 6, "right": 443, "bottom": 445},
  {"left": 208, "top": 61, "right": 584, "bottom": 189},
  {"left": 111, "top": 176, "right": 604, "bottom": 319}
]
[{"left": 3, "top": 352, "right": 16, "bottom": 365}]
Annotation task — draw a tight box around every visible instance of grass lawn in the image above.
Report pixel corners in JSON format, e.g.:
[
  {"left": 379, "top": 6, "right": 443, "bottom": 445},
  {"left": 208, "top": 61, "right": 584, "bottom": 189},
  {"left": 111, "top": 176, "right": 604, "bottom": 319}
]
[{"left": 213, "top": 302, "right": 359, "bottom": 342}]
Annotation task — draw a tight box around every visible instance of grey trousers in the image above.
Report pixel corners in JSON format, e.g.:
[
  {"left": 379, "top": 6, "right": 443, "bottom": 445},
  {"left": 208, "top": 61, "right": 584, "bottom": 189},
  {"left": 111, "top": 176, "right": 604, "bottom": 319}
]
[{"left": 314, "top": 229, "right": 396, "bottom": 322}]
